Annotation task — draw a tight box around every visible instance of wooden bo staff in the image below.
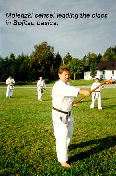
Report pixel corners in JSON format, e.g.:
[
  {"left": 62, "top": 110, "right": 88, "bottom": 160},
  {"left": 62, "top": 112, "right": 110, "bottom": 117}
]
[{"left": 72, "top": 80, "right": 107, "bottom": 107}]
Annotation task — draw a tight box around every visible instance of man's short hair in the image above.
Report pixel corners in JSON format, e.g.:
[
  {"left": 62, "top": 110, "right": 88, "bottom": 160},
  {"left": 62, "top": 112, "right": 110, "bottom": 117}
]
[
  {"left": 95, "top": 78, "right": 99, "bottom": 80},
  {"left": 58, "top": 67, "right": 70, "bottom": 74}
]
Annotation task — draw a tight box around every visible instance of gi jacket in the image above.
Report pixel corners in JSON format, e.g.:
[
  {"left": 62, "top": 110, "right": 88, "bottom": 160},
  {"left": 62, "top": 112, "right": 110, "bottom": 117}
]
[
  {"left": 6, "top": 78, "right": 15, "bottom": 89},
  {"left": 52, "top": 80, "right": 80, "bottom": 112},
  {"left": 37, "top": 80, "right": 45, "bottom": 91},
  {"left": 91, "top": 82, "right": 103, "bottom": 92}
]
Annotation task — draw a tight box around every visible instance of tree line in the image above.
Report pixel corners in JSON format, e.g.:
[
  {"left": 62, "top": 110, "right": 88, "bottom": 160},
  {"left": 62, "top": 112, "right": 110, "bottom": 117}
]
[{"left": 0, "top": 42, "right": 116, "bottom": 83}]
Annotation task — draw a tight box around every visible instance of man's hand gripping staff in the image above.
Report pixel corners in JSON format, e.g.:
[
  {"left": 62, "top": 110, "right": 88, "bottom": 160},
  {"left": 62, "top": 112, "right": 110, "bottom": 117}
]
[{"left": 72, "top": 80, "right": 107, "bottom": 107}]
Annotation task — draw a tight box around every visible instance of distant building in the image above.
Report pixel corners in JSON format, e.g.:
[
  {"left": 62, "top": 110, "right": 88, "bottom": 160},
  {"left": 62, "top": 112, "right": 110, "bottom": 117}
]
[{"left": 84, "top": 60, "right": 116, "bottom": 80}]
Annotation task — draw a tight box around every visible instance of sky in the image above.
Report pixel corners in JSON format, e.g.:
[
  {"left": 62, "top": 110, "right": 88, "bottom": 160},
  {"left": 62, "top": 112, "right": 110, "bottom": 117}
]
[{"left": 0, "top": 0, "right": 116, "bottom": 59}]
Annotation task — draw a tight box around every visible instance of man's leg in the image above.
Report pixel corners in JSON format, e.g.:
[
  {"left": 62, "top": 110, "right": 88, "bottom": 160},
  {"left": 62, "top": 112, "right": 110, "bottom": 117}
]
[
  {"left": 98, "top": 92, "right": 102, "bottom": 109},
  {"left": 52, "top": 111, "right": 71, "bottom": 168},
  {"left": 90, "top": 92, "right": 96, "bottom": 108},
  {"left": 9, "top": 89, "right": 13, "bottom": 97},
  {"left": 6, "top": 86, "right": 10, "bottom": 98},
  {"left": 38, "top": 90, "right": 42, "bottom": 101},
  {"left": 67, "top": 115, "right": 74, "bottom": 148}
]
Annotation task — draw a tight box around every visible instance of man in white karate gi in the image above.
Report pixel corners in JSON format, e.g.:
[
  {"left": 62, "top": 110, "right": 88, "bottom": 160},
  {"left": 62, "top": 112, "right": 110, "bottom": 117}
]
[
  {"left": 37, "top": 77, "right": 46, "bottom": 101},
  {"left": 90, "top": 78, "right": 103, "bottom": 110},
  {"left": 52, "top": 67, "right": 90, "bottom": 168},
  {"left": 6, "top": 76, "right": 15, "bottom": 98}
]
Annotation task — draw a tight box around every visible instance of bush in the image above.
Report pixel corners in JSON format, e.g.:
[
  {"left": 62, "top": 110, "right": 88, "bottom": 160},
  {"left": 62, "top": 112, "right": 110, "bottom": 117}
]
[{"left": 44, "top": 79, "right": 49, "bottom": 84}]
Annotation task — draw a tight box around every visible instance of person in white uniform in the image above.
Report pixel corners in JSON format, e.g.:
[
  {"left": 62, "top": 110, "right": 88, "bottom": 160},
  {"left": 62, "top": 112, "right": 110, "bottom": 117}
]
[
  {"left": 37, "top": 77, "right": 46, "bottom": 101},
  {"left": 6, "top": 76, "right": 15, "bottom": 98},
  {"left": 90, "top": 78, "right": 103, "bottom": 110},
  {"left": 52, "top": 67, "right": 90, "bottom": 168}
]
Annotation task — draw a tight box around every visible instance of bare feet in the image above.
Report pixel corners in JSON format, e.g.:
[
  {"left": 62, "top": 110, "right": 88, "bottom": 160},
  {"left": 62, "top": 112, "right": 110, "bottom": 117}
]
[{"left": 60, "top": 162, "right": 71, "bottom": 168}]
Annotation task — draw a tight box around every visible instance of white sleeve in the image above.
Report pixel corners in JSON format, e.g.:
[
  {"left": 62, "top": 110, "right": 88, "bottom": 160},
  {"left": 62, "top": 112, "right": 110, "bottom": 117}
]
[
  {"left": 12, "top": 79, "right": 15, "bottom": 84},
  {"left": 6, "top": 79, "right": 9, "bottom": 85},
  {"left": 91, "top": 83, "right": 94, "bottom": 90},
  {"left": 43, "top": 81, "right": 46, "bottom": 88},
  {"left": 37, "top": 81, "right": 40, "bottom": 87},
  {"left": 53, "top": 82, "right": 80, "bottom": 97}
]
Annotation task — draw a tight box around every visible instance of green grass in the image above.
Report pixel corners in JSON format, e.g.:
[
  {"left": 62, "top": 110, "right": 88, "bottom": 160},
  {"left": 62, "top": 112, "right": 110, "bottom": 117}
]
[
  {"left": 0, "top": 84, "right": 116, "bottom": 176},
  {"left": 0, "top": 79, "right": 94, "bottom": 88}
]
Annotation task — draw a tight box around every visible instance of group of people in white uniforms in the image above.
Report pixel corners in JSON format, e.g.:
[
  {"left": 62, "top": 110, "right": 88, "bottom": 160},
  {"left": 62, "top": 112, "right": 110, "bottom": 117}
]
[
  {"left": 6, "top": 76, "right": 15, "bottom": 98},
  {"left": 5, "top": 75, "right": 46, "bottom": 101},
  {"left": 5, "top": 71, "right": 103, "bottom": 168},
  {"left": 37, "top": 77, "right": 46, "bottom": 101}
]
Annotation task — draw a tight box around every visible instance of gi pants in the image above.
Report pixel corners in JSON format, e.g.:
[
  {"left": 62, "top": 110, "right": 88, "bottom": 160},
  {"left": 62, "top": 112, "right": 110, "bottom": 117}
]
[
  {"left": 90, "top": 92, "right": 102, "bottom": 109},
  {"left": 38, "top": 88, "right": 43, "bottom": 100},
  {"left": 6, "top": 85, "right": 13, "bottom": 97},
  {"left": 52, "top": 109, "right": 74, "bottom": 162}
]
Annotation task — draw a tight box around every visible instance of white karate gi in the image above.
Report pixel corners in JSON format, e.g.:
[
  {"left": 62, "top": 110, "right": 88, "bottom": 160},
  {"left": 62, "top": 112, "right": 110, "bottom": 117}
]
[
  {"left": 6, "top": 77, "right": 15, "bottom": 97},
  {"left": 52, "top": 80, "right": 80, "bottom": 162},
  {"left": 90, "top": 82, "right": 102, "bottom": 109},
  {"left": 37, "top": 80, "right": 45, "bottom": 101}
]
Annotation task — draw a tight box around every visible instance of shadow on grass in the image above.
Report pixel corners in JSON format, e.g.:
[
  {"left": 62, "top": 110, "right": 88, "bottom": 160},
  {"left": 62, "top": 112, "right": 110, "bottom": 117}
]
[
  {"left": 103, "top": 104, "right": 116, "bottom": 109},
  {"left": 102, "top": 97, "right": 112, "bottom": 100},
  {"left": 69, "top": 135, "right": 116, "bottom": 164},
  {"left": 78, "top": 97, "right": 114, "bottom": 104},
  {"left": 77, "top": 100, "right": 91, "bottom": 103}
]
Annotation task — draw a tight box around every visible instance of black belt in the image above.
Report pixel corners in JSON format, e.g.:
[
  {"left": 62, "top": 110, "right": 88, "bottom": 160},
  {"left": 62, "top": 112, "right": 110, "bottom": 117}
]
[
  {"left": 95, "top": 91, "right": 100, "bottom": 92},
  {"left": 53, "top": 107, "right": 71, "bottom": 116}
]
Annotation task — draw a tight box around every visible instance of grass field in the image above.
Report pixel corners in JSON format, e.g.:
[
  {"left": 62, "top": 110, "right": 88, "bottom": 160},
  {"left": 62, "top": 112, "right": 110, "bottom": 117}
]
[{"left": 0, "top": 82, "right": 116, "bottom": 176}]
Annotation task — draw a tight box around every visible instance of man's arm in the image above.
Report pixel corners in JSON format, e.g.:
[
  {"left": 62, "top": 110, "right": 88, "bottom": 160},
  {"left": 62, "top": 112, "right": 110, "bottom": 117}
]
[{"left": 79, "top": 90, "right": 90, "bottom": 96}]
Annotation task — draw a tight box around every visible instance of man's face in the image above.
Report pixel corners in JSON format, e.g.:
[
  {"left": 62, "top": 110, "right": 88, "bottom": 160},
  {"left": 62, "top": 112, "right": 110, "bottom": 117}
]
[
  {"left": 95, "top": 79, "right": 99, "bottom": 82},
  {"left": 59, "top": 71, "right": 70, "bottom": 83}
]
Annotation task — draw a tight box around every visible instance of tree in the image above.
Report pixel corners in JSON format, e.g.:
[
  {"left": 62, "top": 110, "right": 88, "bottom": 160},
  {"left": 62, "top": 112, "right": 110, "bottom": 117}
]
[
  {"left": 30, "top": 41, "right": 55, "bottom": 80},
  {"left": 15, "top": 53, "right": 30, "bottom": 81},
  {"left": 50, "top": 52, "right": 62, "bottom": 79},
  {"left": 0, "top": 53, "right": 16, "bottom": 81},
  {"left": 96, "top": 53, "right": 102, "bottom": 63},
  {"left": 9, "top": 53, "right": 16, "bottom": 78},
  {"left": 102, "top": 46, "right": 116, "bottom": 61},
  {"left": 2, "top": 56, "right": 10, "bottom": 80},
  {"left": 0, "top": 56, "right": 4, "bottom": 81},
  {"left": 82, "top": 52, "right": 98, "bottom": 72},
  {"left": 82, "top": 55, "right": 90, "bottom": 71},
  {"left": 90, "top": 61, "right": 97, "bottom": 79},
  {"left": 68, "top": 58, "right": 84, "bottom": 80},
  {"left": 62, "top": 52, "right": 73, "bottom": 66}
]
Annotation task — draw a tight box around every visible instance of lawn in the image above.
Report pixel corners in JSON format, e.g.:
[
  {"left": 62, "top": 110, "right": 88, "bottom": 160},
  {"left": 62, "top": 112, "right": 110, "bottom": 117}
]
[{"left": 0, "top": 82, "right": 116, "bottom": 176}]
